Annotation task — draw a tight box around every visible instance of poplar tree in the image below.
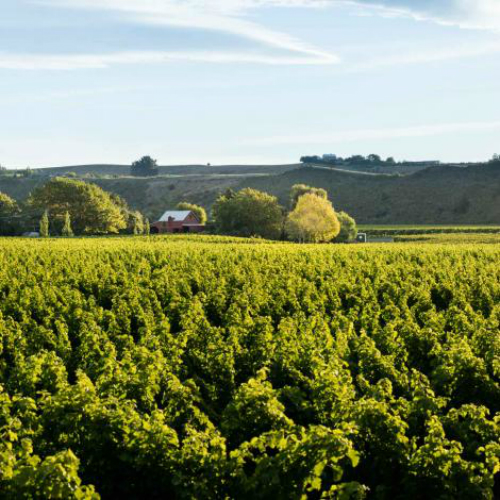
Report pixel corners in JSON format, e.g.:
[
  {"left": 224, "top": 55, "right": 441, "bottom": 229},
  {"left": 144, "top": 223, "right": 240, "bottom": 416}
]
[
  {"left": 62, "top": 211, "right": 73, "bottom": 237},
  {"left": 39, "top": 210, "right": 49, "bottom": 238},
  {"left": 133, "top": 218, "right": 141, "bottom": 235}
]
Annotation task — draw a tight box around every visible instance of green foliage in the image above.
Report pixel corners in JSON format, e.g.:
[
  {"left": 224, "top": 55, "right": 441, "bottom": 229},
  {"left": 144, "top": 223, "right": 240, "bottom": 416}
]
[
  {"left": 286, "top": 193, "right": 340, "bottom": 243},
  {"left": 335, "top": 211, "right": 357, "bottom": 243},
  {"left": 39, "top": 210, "right": 49, "bottom": 237},
  {"left": 0, "top": 386, "right": 98, "bottom": 498},
  {"left": 213, "top": 188, "right": 283, "bottom": 239},
  {"left": 0, "top": 191, "right": 17, "bottom": 213},
  {"left": 0, "top": 236, "right": 498, "bottom": 498},
  {"left": 131, "top": 156, "right": 159, "bottom": 177},
  {"left": 0, "top": 192, "right": 19, "bottom": 235},
  {"left": 176, "top": 202, "right": 207, "bottom": 224},
  {"left": 221, "top": 369, "right": 294, "bottom": 447},
  {"left": 128, "top": 211, "right": 144, "bottom": 235},
  {"left": 29, "top": 177, "right": 127, "bottom": 235},
  {"left": 62, "top": 211, "right": 73, "bottom": 237},
  {"left": 144, "top": 218, "right": 150, "bottom": 236},
  {"left": 290, "top": 183, "right": 328, "bottom": 209}
]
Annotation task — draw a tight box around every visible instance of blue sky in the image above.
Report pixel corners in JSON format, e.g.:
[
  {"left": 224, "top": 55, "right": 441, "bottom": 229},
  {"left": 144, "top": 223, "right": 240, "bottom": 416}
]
[{"left": 1, "top": 0, "right": 500, "bottom": 167}]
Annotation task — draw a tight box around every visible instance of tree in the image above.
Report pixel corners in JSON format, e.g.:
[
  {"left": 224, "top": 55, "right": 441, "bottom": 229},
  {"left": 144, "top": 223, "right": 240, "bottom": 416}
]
[
  {"left": 29, "top": 177, "right": 127, "bottom": 235},
  {"left": 125, "top": 211, "right": 144, "bottom": 235},
  {"left": 176, "top": 202, "right": 207, "bottom": 224},
  {"left": 212, "top": 188, "right": 283, "bottom": 240},
  {"left": 39, "top": 210, "right": 49, "bottom": 238},
  {"left": 0, "top": 192, "right": 18, "bottom": 216},
  {"left": 367, "top": 154, "right": 382, "bottom": 164},
  {"left": 290, "top": 184, "right": 328, "bottom": 209},
  {"left": 334, "top": 211, "right": 357, "bottom": 243},
  {"left": 0, "top": 192, "right": 19, "bottom": 235},
  {"left": 131, "top": 156, "right": 159, "bottom": 177},
  {"left": 300, "top": 155, "right": 322, "bottom": 164},
  {"left": 144, "top": 218, "right": 150, "bottom": 236},
  {"left": 286, "top": 193, "right": 340, "bottom": 243},
  {"left": 62, "top": 211, "right": 74, "bottom": 237},
  {"left": 348, "top": 155, "right": 366, "bottom": 164},
  {"left": 133, "top": 215, "right": 143, "bottom": 235},
  {"left": 386, "top": 157, "right": 396, "bottom": 165},
  {"left": 21, "top": 167, "right": 34, "bottom": 178}
]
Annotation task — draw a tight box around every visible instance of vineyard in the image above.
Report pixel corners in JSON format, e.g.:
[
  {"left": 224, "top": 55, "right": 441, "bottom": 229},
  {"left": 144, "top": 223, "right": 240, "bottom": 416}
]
[{"left": 0, "top": 236, "right": 499, "bottom": 499}]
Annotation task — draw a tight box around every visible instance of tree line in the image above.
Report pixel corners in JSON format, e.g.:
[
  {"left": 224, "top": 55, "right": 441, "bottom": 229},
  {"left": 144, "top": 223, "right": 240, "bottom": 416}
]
[
  {"left": 300, "top": 154, "right": 399, "bottom": 167},
  {"left": 212, "top": 184, "right": 357, "bottom": 243},
  {"left": 0, "top": 177, "right": 149, "bottom": 237},
  {"left": 1, "top": 176, "right": 356, "bottom": 242}
]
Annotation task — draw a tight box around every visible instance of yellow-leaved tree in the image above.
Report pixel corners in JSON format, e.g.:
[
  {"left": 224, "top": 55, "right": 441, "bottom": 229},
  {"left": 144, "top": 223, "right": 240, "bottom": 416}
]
[{"left": 286, "top": 193, "right": 340, "bottom": 243}]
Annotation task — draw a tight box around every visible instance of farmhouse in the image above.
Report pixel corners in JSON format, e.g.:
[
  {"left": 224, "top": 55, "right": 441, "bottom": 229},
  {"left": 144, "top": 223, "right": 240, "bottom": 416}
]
[{"left": 150, "top": 210, "right": 205, "bottom": 234}]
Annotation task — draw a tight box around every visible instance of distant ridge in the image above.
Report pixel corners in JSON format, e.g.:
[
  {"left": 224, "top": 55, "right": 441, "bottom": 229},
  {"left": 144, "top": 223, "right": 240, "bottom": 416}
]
[
  {"left": 38, "top": 163, "right": 300, "bottom": 177},
  {"left": 2, "top": 161, "right": 499, "bottom": 224}
]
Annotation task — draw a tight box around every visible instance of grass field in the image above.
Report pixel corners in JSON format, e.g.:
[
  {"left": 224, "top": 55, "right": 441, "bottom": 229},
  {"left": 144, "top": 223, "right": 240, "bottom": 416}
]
[
  {"left": 392, "top": 233, "right": 500, "bottom": 244},
  {"left": 0, "top": 235, "right": 499, "bottom": 498},
  {"left": 360, "top": 225, "right": 500, "bottom": 236}
]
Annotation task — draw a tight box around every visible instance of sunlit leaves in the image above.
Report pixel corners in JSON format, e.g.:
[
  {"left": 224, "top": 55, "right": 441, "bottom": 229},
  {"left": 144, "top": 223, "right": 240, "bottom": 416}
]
[{"left": 0, "top": 237, "right": 498, "bottom": 498}]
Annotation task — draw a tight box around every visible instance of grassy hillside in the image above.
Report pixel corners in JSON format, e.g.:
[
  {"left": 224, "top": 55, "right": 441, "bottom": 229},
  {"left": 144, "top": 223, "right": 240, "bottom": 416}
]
[
  {"left": 37, "top": 163, "right": 300, "bottom": 177},
  {"left": 239, "top": 163, "right": 500, "bottom": 224},
  {"left": 0, "top": 174, "right": 241, "bottom": 220},
  {"left": 1, "top": 162, "right": 500, "bottom": 223}
]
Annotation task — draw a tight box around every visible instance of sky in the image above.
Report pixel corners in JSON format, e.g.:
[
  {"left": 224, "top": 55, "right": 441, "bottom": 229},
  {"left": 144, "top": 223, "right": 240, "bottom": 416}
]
[{"left": 1, "top": 0, "right": 500, "bottom": 167}]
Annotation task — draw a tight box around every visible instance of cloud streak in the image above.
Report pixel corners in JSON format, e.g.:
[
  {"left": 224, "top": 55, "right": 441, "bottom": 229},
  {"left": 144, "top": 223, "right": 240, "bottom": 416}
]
[
  {"left": 0, "top": 49, "right": 340, "bottom": 70},
  {"left": 347, "top": 0, "right": 500, "bottom": 31},
  {"left": 339, "top": 40, "right": 500, "bottom": 73}
]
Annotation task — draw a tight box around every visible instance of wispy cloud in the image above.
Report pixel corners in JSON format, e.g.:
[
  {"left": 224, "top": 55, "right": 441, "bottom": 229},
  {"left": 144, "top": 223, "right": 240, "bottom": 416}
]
[
  {"left": 339, "top": 41, "right": 500, "bottom": 73},
  {"left": 347, "top": 0, "right": 500, "bottom": 31},
  {"left": 0, "top": 48, "right": 340, "bottom": 70},
  {"left": 35, "top": 0, "right": 339, "bottom": 64},
  {"left": 245, "top": 120, "right": 500, "bottom": 145},
  {"left": 16, "top": 0, "right": 500, "bottom": 72}
]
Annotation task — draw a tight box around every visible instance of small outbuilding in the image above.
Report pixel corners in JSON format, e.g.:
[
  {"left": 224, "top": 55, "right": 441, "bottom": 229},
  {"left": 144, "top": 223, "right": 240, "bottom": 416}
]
[{"left": 150, "top": 210, "right": 205, "bottom": 234}]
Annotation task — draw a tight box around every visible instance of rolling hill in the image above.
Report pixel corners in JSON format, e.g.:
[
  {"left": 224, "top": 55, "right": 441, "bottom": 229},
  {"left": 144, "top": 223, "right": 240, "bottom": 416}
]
[
  {"left": 1, "top": 162, "right": 499, "bottom": 224},
  {"left": 238, "top": 163, "right": 500, "bottom": 224}
]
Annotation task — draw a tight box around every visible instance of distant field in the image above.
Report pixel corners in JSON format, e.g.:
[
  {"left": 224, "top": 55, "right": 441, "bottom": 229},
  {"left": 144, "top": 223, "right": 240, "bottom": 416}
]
[
  {"left": 359, "top": 225, "right": 500, "bottom": 235},
  {"left": 393, "top": 233, "right": 500, "bottom": 244}
]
